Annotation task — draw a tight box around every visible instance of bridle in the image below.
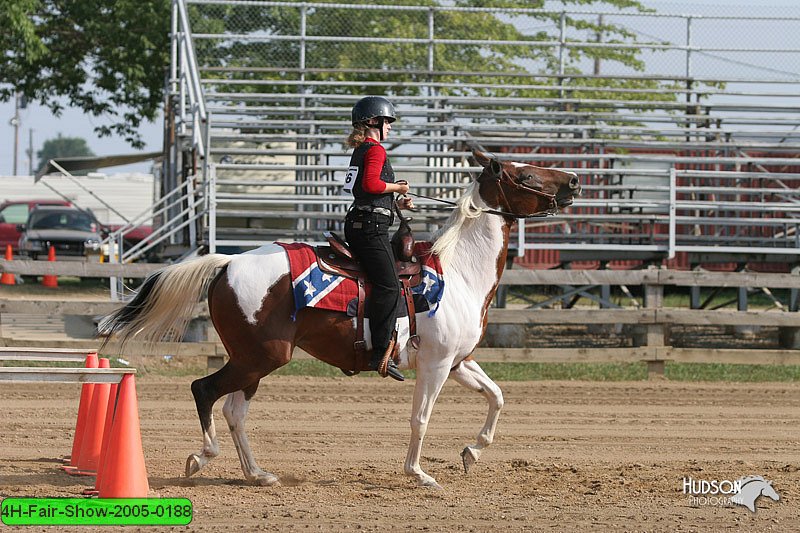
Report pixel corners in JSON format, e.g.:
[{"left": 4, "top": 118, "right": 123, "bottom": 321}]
[
  {"left": 407, "top": 162, "right": 559, "bottom": 219},
  {"left": 485, "top": 166, "right": 558, "bottom": 219}
]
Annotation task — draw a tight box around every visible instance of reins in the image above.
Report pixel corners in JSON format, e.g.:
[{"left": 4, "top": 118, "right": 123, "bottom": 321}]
[{"left": 406, "top": 167, "right": 558, "bottom": 219}]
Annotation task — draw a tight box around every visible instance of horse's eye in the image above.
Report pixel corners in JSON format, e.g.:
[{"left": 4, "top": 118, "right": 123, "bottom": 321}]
[{"left": 519, "top": 174, "right": 543, "bottom": 190}]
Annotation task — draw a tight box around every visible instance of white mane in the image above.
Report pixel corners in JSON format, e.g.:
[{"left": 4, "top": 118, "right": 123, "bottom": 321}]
[{"left": 430, "top": 181, "right": 485, "bottom": 268}]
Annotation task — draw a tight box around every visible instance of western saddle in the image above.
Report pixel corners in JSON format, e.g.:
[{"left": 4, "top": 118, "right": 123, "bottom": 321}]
[{"left": 314, "top": 216, "right": 422, "bottom": 374}]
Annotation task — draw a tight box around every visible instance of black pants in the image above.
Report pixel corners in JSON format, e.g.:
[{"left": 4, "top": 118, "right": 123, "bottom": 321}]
[{"left": 344, "top": 211, "right": 400, "bottom": 354}]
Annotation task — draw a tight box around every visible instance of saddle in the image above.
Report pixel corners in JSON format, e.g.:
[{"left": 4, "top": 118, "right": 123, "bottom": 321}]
[{"left": 314, "top": 216, "right": 421, "bottom": 375}]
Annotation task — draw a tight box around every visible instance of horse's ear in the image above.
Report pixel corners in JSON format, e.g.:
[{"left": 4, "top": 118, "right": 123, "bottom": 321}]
[
  {"left": 488, "top": 158, "right": 502, "bottom": 177},
  {"left": 472, "top": 149, "right": 492, "bottom": 167}
]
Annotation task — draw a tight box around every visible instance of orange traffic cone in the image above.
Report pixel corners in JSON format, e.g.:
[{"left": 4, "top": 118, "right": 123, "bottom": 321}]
[
  {"left": 1, "top": 244, "right": 15, "bottom": 285},
  {"left": 97, "top": 374, "right": 149, "bottom": 498},
  {"left": 69, "top": 358, "right": 112, "bottom": 476},
  {"left": 42, "top": 246, "right": 58, "bottom": 287},
  {"left": 83, "top": 378, "right": 119, "bottom": 495},
  {"left": 63, "top": 353, "right": 98, "bottom": 468},
  {"left": 41, "top": 246, "right": 58, "bottom": 288}
]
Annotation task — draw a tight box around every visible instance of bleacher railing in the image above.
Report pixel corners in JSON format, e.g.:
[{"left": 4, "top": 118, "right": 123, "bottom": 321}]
[{"left": 170, "top": 0, "right": 800, "bottom": 262}]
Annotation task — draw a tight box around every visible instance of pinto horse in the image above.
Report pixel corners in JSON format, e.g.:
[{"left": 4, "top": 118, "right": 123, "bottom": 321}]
[{"left": 99, "top": 150, "right": 581, "bottom": 489}]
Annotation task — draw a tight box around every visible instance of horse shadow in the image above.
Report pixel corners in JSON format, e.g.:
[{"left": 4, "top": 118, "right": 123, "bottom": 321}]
[{"left": 149, "top": 473, "right": 408, "bottom": 491}]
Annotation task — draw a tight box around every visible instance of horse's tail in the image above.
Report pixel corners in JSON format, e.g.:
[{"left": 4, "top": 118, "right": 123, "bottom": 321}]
[{"left": 98, "top": 254, "right": 233, "bottom": 347}]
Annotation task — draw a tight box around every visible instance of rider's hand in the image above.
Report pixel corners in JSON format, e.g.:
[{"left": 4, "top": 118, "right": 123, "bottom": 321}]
[
  {"left": 394, "top": 180, "right": 410, "bottom": 195},
  {"left": 397, "top": 197, "right": 415, "bottom": 210}
]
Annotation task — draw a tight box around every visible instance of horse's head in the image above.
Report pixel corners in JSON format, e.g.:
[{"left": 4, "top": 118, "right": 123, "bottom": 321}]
[
  {"left": 473, "top": 149, "right": 581, "bottom": 218},
  {"left": 761, "top": 482, "right": 780, "bottom": 502}
]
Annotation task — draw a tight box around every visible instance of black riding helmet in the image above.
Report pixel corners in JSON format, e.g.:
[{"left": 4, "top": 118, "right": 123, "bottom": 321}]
[{"left": 351, "top": 96, "right": 397, "bottom": 126}]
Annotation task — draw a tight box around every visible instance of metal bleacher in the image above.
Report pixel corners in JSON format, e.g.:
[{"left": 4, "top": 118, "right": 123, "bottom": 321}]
[{"left": 163, "top": 0, "right": 800, "bottom": 267}]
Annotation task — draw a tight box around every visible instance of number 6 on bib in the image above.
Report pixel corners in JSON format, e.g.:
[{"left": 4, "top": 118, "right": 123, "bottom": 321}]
[{"left": 343, "top": 166, "right": 358, "bottom": 195}]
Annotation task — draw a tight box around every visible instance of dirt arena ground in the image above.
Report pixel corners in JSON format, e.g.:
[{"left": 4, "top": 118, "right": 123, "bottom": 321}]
[{"left": 2, "top": 374, "right": 799, "bottom": 532}]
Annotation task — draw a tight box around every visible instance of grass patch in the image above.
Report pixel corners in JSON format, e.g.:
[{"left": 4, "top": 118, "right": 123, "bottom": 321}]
[
  {"left": 484, "top": 362, "right": 800, "bottom": 382},
  {"left": 478, "top": 362, "right": 648, "bottom": 381},
  {"left": 271, "top": 358, "right": 419, "bottom": 379},
  {"left": 664, "top": 363, "right": 800, "bottom": 382},
  {"left": 9, "top": 357, "right": 797, "bottom": 383},
  {"left": 259, "top": 359, "right": 800, "bottom": 383}
]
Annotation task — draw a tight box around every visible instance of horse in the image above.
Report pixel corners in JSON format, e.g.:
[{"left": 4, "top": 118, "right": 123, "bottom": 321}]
[
  {"left": 99, "top": 149, "right": 581, "bottom": 489},
  {"left": 731, "top": 476, "right": 780, "bottom": 512}
]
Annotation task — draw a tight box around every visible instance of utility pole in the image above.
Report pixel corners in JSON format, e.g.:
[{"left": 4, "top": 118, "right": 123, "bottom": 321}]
[
  {"left": 594, "top": 14, "right": 604, "bottom": 75},
  {"left": 11, "top": 92, "right": 21, "bottom": 175},
  {"left": 27, "top": 129, "right": 34, "bottom": 175}
]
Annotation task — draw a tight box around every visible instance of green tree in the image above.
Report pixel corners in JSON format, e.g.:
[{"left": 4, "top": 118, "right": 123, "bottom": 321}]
[
  {"left": 1, "top": 0, "right": 170, "bottom": 149},
  {"left": 188, "top": 0, "right": 687, "bottom": 127},
  {"left": 37, "top": 134, "right": 96, "bottom": 172},
  {"left": 190, "top": 0, "right": 657, "bottom": 94},
  {"left": 1, "top": 0, "right": 683, "bottom": 150}
]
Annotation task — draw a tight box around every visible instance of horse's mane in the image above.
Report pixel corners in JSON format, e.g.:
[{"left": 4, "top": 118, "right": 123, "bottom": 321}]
[
  {"left": 739, "top": 475, "right": 767, "bottom": 487},
  {"left": 430, "top": 181, "right": 484, "bottom": 268}
]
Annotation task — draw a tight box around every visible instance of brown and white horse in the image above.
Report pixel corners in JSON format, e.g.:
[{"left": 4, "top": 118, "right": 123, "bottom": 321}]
[{"left": 100, "top": 150, "right": 581, "bottom": 489}]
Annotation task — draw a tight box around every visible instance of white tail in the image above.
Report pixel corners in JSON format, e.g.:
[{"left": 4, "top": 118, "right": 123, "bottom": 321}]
[{"left": 99, "top": 254, "right": 232, "bottom": 346}]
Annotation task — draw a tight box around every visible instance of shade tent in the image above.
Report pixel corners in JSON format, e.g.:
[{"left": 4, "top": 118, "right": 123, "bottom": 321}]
[{"left": 35, "top": 152, "right": 162, "bottom": 181}]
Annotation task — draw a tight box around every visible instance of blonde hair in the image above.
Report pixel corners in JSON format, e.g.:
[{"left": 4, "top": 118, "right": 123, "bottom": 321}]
[{"left": 345, "top": 124, "right": 369, "bottom": 148}]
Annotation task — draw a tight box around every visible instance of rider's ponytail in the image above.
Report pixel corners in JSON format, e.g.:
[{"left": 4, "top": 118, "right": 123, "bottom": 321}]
[{"left": 345, "top": 123, "right": 368, "bottom": 148}]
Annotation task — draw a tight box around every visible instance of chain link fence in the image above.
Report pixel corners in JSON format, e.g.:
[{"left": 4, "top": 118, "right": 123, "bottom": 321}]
[{"left": 187, "top": 0, "right": 800, "bottom": 85}]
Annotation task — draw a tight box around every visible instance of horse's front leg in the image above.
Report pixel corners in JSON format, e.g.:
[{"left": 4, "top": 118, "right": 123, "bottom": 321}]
[
  {"left": 404, "top": 356, "right": 451, "bottom": 489},
  {"left": 449, "top": 358, "right": 504, "bottom": 473}
]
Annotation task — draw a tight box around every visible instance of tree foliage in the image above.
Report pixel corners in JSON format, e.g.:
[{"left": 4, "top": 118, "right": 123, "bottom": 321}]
[
  {"left": 37, "top": 134, "right": 95, "bottom": 172},
  {"left": 1, "top": 0, "right": 170, "bottom": 149},
  {"left": 190, "top": 0, "right": 662, "bottom": 99},
  {"left": 2, "top": 0, "right": 680, "bottom": 148}
]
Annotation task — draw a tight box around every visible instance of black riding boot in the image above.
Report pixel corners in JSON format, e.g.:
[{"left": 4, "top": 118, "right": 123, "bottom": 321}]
[{"left": 369, "top": 338, "right": 404, "bottom": 382}]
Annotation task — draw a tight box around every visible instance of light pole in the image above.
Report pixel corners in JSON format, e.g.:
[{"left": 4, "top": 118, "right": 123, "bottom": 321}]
[
  {"left": 10, "top": 92, "right": 21, "bottom": 175},
  {"left": 27, "top": 128, "right": 34, "bottom": 175}
]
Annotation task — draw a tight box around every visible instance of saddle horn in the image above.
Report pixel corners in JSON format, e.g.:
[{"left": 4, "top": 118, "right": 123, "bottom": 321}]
[{"left": 391, "top": 200, "right": 415, "bottom": 263}]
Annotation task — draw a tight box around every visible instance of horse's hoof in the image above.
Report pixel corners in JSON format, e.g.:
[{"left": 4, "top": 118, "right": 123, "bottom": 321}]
[
  {"left": 421, "top": 479, "right": 443, "bottom": 490},
  {"left": 185, "top": 455, "right": 201, "bottom": 478},
  {"left": 252, "top": 473, "right": 280, "bottom": 487},
  {"left": 461, "top": 447, "right": 478, "bottom": 474}
]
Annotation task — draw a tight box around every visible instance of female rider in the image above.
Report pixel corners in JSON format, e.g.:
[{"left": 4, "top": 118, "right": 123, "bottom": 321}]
[{"left": 344, "top": 96, "right": 413, "bottom": 381}]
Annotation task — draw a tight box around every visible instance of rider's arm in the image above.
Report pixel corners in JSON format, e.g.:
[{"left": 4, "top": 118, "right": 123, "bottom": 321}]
[
  {"left": 362, "top": 144, "right": 409, "bottom": 195},
  {"left": 362, "top": 144, "right": 388, "bottom": 194}
]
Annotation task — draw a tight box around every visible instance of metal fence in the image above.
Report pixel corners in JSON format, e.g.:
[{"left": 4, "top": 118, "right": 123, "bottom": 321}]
[{"left": 165, "top": 0, "right": 800, "bottom": 264}]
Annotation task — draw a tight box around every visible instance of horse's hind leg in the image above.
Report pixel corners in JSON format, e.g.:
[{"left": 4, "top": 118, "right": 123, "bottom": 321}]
[
  {"left": 222, "top": 382, "right": 279, "bottom": 486},
  {"left": 186, "top": 363, "right": 254, "bottom": 478},
  {"left": 449, "top": 358, "right": 504, "bottom": 474}
]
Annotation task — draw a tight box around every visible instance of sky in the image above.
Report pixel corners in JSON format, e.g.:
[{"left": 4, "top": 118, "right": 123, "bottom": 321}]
[{"left": 1, "top": 0, "right": 798, "bottom": 177}]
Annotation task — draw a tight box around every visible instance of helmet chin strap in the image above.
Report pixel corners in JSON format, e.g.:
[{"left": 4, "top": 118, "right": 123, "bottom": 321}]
[{"left": 376, "top": 117, "right": 385, "bottom": 141}]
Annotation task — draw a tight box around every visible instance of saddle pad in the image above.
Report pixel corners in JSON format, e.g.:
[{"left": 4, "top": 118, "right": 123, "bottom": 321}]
[{"left": 277, "top": 241, "right": 445, "bottom": 318}]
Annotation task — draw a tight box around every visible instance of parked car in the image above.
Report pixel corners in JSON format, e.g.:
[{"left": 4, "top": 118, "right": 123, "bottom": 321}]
[
  {"left": 17, "top": 206, "right": 103, "bottom": 260},
  {"left": 0, "top": 199, "right": 71, "bottom": 252}
]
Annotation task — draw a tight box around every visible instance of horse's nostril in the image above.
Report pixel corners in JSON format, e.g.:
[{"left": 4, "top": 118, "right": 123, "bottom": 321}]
[{"left": 569, "top": 176, "right": 580, "bottom": 190}]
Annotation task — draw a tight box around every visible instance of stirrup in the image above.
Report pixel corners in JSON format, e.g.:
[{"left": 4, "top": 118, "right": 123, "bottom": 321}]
[
  {"left": 383, "top": 359, "right": 405, "bottom": 382},
  {"left": 371, "top": 355, "right": 404, "bottom": 382},
  {"left": 374, "top": 336, "right": 404, "bottom": 381}
]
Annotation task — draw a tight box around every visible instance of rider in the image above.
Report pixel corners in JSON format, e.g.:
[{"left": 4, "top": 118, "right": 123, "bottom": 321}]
[{"left": 344, "top": 96, "right": 413, "bottom": 382}]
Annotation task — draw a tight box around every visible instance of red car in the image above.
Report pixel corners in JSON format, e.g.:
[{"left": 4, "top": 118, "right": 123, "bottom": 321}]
[{"left": 0, "top": 199, "right": 71, "bottom": 252}]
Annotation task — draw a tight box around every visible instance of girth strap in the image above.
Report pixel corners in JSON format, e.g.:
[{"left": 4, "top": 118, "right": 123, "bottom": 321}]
[
  {"left": 353, "top": 277, "right": 367, "bottom": 372},
  {"left": 401, "top": 278, "right": 420, "bottom": 349}
]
